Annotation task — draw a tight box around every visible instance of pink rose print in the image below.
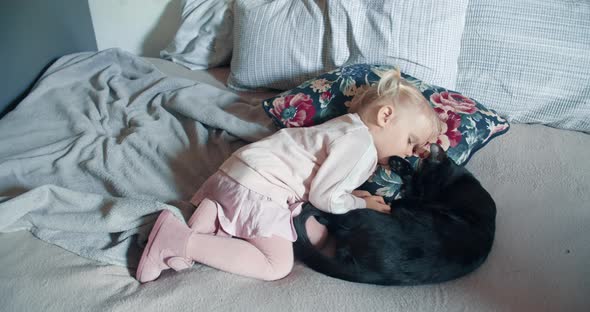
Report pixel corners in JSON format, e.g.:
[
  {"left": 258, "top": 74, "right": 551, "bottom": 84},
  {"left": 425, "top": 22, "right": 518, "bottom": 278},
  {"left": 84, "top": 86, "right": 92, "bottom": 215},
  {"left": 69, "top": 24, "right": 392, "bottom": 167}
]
[
  {"left": 269, "top": 93, "right": 316, "bottom": 127},
  {"left": 319, "top": 90, "right": 334, "bottom": 108},
  {"left": 431, "top": 91, "right": 477, "bottom": 114},
  {"left": 434, "top": 107, "right": 463, "bottom": 150},
  {"left": 414, "top": 108, "right": 463, "bottom": 158}
]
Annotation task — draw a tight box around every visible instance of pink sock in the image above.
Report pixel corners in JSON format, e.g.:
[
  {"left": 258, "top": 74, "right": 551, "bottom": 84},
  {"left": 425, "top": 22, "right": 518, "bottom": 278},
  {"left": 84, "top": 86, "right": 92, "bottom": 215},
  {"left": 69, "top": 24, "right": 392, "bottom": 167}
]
[{"left": 187, "top": 233, "right": 293, "bottom": 281}]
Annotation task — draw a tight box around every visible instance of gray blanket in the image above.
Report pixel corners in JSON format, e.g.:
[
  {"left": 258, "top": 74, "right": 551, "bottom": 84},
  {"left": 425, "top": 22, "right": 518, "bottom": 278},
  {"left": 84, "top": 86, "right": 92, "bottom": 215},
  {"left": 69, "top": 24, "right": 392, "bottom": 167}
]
[{"left": 0, "top": 49, "right": 276, "bottom": 267}]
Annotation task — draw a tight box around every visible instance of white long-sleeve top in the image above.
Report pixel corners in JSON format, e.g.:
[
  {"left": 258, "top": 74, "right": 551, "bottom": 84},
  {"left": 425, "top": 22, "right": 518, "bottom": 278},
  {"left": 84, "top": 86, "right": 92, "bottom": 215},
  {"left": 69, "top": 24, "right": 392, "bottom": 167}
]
[{"left": 219, "top": 113, "right": 378, "bottom": 214}]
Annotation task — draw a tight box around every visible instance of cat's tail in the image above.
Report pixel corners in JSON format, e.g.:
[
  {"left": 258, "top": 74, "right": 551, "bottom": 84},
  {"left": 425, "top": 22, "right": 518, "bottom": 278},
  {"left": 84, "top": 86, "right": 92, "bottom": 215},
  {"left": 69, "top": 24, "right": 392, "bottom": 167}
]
[{"left": 293, "top": 204, "right": 391, "bottom": 285}]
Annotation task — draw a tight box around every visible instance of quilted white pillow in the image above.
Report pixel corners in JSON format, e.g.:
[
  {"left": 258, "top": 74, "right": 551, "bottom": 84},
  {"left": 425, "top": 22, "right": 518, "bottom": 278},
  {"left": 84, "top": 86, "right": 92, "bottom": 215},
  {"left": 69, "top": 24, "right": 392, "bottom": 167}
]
[
  {"left": 456, "top": 0, "right": 590, "bottom": 133},
  {"left": 160, "top": 0, "right": 233, "bottom": 69},
  {"left": 228, "top": 0, "right": 469, "bottom": 91}
]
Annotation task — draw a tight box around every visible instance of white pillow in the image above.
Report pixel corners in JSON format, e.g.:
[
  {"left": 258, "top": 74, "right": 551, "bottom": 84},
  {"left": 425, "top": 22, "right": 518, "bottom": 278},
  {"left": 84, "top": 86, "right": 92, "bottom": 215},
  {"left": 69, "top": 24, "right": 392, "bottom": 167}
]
[
  {"left": 456, "top": 0, "right": 590, "bottom": 133},
  {"left": 160, "top": 0, "right": 233, "bottom": 69},
  {"left": 228, "top": 0, "right": 469, "bottom": 91}
]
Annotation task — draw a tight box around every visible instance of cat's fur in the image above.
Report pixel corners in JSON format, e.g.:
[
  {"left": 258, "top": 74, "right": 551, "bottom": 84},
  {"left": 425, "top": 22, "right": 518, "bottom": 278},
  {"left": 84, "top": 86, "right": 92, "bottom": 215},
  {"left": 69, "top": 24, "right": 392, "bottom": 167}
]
[{"left": 293, "top": 144, "right": 496, "bottom": 285}]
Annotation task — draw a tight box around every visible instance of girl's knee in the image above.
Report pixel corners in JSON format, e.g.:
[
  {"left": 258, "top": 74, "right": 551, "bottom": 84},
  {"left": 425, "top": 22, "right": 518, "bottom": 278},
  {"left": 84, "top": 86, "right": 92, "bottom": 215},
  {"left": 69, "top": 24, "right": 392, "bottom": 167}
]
[
  {"left": 263, "top": 258, "right": 293, "bottom": 281},
  {"left": 250, "top": 235, "right": 294, "bottom": 281}
]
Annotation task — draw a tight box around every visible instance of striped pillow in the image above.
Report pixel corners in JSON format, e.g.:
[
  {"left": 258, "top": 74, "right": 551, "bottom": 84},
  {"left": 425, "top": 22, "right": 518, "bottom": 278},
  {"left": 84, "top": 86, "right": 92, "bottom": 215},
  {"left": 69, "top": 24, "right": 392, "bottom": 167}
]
[
  {"left": 456, "top": 0, "right": 590, "bottom": 133},
  {"left": 161, "top": 0, "right": 233, "bottom": 69},
  {"left": 229, "top": 0, "right": 469, "bottom": 91}
]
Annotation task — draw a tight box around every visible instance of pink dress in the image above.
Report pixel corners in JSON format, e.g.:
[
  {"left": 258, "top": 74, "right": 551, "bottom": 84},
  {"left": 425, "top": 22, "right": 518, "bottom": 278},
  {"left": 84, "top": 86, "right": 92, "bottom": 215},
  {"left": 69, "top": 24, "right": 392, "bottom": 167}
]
[{"left": 190, "top": 113, "right": 378, "bottom": 242}]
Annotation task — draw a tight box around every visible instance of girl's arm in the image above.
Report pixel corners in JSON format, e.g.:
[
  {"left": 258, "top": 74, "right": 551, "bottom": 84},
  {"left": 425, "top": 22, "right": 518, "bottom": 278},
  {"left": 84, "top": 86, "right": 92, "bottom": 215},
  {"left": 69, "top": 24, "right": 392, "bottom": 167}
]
[{"left": 308, "top": 131, "right": 376, "bottom": 214}]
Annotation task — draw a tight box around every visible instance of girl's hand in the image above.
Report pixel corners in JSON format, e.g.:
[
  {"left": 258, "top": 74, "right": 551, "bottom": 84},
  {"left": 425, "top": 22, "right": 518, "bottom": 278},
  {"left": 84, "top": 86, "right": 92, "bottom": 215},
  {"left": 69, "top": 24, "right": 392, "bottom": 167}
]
[{"left": 363, "top": 195, "right": 391, "bottom": 214}]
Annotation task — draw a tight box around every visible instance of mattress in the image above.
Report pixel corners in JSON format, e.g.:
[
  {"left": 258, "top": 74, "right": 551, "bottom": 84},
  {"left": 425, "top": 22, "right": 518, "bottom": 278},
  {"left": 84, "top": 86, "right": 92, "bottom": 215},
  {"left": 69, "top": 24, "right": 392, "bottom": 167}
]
[{"left": 0, "top": 56, "right": 588, "bottom": 312}]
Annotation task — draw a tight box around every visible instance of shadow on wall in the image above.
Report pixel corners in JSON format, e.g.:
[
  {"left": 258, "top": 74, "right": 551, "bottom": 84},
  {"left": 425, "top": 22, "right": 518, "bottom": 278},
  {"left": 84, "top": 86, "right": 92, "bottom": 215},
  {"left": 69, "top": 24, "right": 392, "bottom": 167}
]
[
  {"left": 0, "top": 0, "right": 97, "bottom": 117},
  {"left": 142, "top": 0, "right": 182, "bottom": 57}
]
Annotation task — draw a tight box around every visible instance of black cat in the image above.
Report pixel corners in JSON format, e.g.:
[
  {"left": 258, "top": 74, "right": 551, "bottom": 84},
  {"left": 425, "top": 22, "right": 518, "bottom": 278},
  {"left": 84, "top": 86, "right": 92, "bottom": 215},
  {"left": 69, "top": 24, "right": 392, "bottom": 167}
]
[{"left": 293, "top": 144, "right": 496, "bottom": 285}]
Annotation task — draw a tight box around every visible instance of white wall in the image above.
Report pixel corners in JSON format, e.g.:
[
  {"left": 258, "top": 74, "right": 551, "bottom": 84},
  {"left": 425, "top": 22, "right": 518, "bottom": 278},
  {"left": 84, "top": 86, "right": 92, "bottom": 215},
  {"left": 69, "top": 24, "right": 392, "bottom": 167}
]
[{"left": 88, "top": 0, "right": 182, "bottom": 57}]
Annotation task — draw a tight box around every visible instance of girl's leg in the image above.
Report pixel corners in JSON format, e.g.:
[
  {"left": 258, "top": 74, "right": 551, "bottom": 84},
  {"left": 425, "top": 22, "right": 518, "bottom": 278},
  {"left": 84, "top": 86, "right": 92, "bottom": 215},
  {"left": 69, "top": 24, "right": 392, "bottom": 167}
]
[
  {"left": 304, "top": 216, "right": 329, "bottom": 248},
  {"left": 186, "top": 234, "right": 293, "bottom": 281},
  {"left": 188, "top": 198, "right": 228, "bottom": 236},
  {"left": 304, "top": 216, "right": 335, "bottom": 256}
]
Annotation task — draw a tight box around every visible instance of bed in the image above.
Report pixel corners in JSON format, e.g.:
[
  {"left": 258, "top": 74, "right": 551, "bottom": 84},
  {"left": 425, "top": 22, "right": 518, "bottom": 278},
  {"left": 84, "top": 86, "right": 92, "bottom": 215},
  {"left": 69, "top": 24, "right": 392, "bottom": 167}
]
[{"left": 1, "top": 1, "right": 589, "bottom": 311}]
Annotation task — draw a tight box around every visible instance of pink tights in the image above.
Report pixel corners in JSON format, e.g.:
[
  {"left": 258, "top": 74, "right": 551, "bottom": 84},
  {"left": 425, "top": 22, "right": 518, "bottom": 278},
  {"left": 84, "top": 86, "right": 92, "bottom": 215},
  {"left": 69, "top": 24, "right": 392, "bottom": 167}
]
[{"left": 187, "top": 199, "right": 328, "bottom": 281}]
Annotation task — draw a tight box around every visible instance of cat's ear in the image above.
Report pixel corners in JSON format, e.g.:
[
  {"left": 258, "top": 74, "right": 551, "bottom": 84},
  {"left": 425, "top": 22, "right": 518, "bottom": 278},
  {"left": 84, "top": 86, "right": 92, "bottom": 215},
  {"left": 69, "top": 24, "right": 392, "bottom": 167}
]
[{"left": 428, "top": 144, "right": 447, "bottom": 163}]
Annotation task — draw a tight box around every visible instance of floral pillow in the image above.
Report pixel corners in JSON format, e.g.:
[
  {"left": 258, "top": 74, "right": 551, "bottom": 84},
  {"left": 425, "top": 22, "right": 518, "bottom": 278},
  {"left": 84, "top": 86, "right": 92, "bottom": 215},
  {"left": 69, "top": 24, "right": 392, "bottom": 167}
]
[{"left": 261, "top": 64, "right": 510, "bottom": 202}]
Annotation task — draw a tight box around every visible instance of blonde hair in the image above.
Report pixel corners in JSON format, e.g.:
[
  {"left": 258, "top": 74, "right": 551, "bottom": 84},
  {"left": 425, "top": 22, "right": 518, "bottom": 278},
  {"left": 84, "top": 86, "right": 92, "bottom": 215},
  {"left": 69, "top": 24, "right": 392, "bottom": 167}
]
[{"left": 350, "top": 68, "right": 442, "bottom": 141}]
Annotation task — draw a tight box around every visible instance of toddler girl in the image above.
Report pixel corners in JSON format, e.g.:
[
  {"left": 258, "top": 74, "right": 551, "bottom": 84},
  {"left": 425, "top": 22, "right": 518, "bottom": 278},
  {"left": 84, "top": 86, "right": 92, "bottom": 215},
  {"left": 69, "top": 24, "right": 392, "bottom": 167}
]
[{"left": 136, "top": 69, "right": 442, "bottom": 283}]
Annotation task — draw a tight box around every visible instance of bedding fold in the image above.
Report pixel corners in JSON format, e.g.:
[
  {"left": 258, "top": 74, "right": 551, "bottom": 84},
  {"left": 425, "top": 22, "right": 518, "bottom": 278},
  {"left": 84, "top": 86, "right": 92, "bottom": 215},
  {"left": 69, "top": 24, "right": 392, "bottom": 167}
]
[{"left": 0, "top": 48, "right": 276, "bottom": 267}]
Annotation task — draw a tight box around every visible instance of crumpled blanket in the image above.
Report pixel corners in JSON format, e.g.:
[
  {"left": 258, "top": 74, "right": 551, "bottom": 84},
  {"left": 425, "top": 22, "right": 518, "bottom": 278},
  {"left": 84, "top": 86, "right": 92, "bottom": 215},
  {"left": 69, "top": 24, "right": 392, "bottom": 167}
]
[{"left": 0, "top": 48, "right": 276, "bottom": 267}]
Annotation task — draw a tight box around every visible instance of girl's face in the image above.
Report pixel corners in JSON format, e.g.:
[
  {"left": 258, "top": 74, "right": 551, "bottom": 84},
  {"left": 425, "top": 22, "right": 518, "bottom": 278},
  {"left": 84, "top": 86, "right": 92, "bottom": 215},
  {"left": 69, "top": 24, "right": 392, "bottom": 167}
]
[{"left": 375, "top": 110, "right": 435, "bottom": 165}]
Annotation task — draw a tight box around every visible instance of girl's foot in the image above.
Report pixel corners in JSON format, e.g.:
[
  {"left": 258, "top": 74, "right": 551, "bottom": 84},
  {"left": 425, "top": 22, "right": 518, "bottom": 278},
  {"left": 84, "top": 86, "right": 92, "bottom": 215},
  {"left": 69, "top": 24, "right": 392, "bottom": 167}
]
[{"left": 136, "top": 210, "right": 193, "bottom": 283}]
